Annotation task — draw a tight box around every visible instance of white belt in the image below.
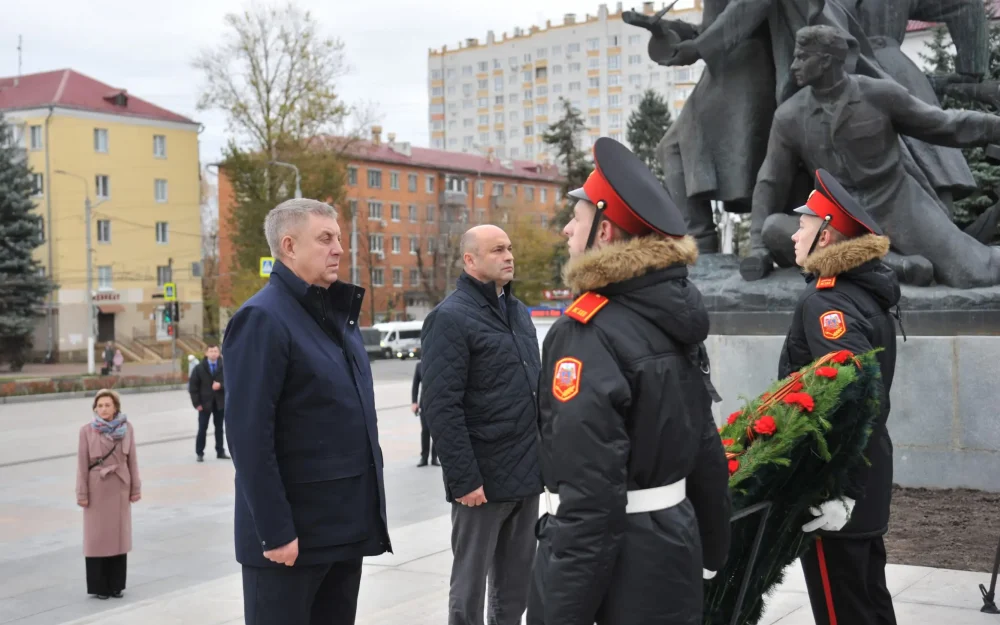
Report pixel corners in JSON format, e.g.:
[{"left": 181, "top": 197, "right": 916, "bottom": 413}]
[{"left": 543, "top": 479, "right": 686, "bottom": 516}]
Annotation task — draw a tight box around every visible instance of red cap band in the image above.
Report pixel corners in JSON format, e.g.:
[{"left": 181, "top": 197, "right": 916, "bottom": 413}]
[
  {"left": 806, "top": 190, "right": 865, "bottom": 238},
  {"left": 582, "top": 166, "right": 654, "bottom": 236}
]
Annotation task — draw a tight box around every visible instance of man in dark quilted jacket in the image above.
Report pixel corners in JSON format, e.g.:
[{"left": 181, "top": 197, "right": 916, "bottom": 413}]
[{"left": 420, "top": 224, "right": 543, "bottom": 625}]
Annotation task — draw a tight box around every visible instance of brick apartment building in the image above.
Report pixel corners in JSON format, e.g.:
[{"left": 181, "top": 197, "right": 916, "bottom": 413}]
[{"left": 217, "top": 126, "right": 564, "bottom": 326}]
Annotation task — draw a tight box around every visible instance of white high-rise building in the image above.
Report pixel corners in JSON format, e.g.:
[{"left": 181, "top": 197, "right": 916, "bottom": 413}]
[{"left": 427, "top": 1, "right": 705, "bottom": 163}]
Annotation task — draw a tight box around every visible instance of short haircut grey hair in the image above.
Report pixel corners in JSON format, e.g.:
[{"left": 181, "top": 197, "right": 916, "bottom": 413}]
[
  {"left": 263, "top": 199, "right": 338, "bottom": 258},
  {"left": 796, "top": 25, "right": 849, "bottom": 62}
]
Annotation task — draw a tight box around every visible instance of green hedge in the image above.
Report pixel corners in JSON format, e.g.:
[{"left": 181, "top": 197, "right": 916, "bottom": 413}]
[{"left": 0, "top": 373, "right": 186, "bottom": 397}]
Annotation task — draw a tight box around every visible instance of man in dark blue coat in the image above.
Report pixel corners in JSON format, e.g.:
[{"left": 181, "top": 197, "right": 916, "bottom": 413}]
[{"left": 223, "top": 198, "right": 391, "bottom": 625}]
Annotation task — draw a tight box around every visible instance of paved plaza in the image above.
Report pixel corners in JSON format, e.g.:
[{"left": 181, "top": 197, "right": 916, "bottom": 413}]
[{"left": 1, "top": 359, "right": 996, "bottom": 624}]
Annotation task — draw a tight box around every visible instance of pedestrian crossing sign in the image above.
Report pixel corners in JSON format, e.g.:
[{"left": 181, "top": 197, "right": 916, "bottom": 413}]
[
  {"left": 259, "top": 257, "right": 275, "bottom": 277},
  {"left": 163, "top": 283, "right": 176, "bottom": 301}
]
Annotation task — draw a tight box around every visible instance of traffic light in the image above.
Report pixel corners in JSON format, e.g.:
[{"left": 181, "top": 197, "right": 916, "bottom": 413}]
[
  {"left": 164, "top": 304, "right": 172, "bottom": 324},
  {"left": 167, "top": 324, "right": 174, "bottom": 337},
  {"left": 174, "top": 301, "right": 181, "bottom": 322}
]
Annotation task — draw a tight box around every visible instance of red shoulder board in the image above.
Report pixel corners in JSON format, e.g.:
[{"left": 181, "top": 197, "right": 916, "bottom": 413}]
[
  {"left": 565, "top": 292, "right": 609, "bottom": 324},
  {"left": 816, "top": 276, "right": 837, "bottom": 289}
]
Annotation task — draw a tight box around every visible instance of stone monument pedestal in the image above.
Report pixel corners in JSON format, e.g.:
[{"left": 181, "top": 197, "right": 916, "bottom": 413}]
[{"left": 694, "top": 254, "right": 1000, "bottom": 492}]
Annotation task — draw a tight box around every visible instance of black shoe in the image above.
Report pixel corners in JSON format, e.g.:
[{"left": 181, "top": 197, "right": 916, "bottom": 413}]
[
  {"left": 197, "top": 455, "right": 204, "bottom": 463},
  {"left": 96, "top": 595, "right": 109, "bottom": 600},
  {"left": 417, "top": 458, "right": 428, "bottom": 467},
  {"left": 111, "top": 590, "right": 123, "bottom": 598},
  {"left": 217, "top": 452, "right": 231, "bottom": 460},
  {"left": 432, "top": 458, "right": 440, "bottom": 466}
]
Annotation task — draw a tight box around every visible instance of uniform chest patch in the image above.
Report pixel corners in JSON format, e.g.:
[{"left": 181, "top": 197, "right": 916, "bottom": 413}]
[
  {"left": 816, "top": 276, "right": 837, "bottom": 289},
  {"left": 820, "top": 310, "right": 847, "bottom": 340},
  {"left": 552, "top": 358, "right": 583, "bottom": 402}
]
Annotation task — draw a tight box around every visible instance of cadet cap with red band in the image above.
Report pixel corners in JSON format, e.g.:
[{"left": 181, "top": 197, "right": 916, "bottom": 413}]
[
  {"left": 793, "top": 168, "right": 883, "bottom": 237},
  {"left": 567, "top": 137, "right": 687, "bottom": 237}
]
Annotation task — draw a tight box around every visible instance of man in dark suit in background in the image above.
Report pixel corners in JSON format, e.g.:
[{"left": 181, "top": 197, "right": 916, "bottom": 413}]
[
  {"left": 223, "top": 198, "right": 391, "bottom": 625},
  {"left": 188, "top": 343, "right": 229, "bottom": 462},
  {"left": 410, "top": 360, "right": 438, "bottom": 467}
]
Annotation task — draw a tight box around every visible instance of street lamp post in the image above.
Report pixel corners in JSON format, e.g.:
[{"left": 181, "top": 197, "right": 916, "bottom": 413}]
[
  {"left": 55, "top": 170, "right": 105, "bottom": 375},
  {"left": 269, "top": 161, "right": 302, "bottom": 199}
]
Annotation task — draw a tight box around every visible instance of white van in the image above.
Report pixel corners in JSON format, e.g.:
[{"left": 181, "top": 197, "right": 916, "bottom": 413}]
[{"left": 372, "top": 320, "right": 424, "bottom": 359}]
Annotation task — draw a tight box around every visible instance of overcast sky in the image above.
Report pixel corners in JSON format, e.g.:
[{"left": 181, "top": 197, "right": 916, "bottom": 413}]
[{"left": 2, "top": 0, "right": 694, "bottom": 164}]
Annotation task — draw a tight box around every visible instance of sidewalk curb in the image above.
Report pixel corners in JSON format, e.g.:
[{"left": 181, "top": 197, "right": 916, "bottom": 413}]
[{"left": 0, "top": 384, "right": 187, "bottom": 405}]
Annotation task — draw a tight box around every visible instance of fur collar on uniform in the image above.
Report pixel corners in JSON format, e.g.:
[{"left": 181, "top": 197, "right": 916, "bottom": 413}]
[
  {"left": 803, "top": 234, "right": 890, "bottom": 277},
  {"left": 563, "top": 234, "right": 699, "bottom": 293}
]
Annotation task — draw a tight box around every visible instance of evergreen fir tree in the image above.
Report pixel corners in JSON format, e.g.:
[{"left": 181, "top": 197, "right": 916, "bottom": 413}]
[
  {"left": 922, "top": 6, "right": 1000, "bottom": 238},
  {"left": 626, "top": 89, "right": 673, "bottom": 183},
  {"left": 542, "top": 98, "right": 592, "bottom": 228},
  {"left": 0, "top": 113, "right": 55, "bottom": 371}
]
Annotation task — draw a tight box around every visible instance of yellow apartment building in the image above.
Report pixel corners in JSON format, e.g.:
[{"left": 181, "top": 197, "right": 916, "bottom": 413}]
[{"left": 0, "top": 69, "right": 203, "bottom": 362}]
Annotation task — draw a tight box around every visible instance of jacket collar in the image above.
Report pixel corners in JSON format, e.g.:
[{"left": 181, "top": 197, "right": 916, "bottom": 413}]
[
  {"left": 270, "top": 260, "right": 366, "bottom": 327},
  {"left": 563, "top": 234, "right": 699, "bottom": 293},
  {"left": 457, "top": 271, "right": 512, "bottom": 308},
  {"left": 802, "top": 234, "right": 890, "bottom": 278}
]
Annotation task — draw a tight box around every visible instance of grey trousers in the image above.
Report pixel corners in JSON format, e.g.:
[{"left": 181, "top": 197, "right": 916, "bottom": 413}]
[{"left": 449, "top": 496, "right": 539, "bottom": 625}]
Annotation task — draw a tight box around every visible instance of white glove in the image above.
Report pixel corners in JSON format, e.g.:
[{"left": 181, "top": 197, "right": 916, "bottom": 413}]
[
  {"left": 703, "top": 569, "right": 717, "bottom": 580},
  {"left": 802, "top": 497, "right": 855, "bottom": 533}
]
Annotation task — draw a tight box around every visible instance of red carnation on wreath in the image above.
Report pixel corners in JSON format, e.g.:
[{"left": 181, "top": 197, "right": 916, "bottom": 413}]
[
  {"left": 831, "top": 350, "right": 853, "bottom": 365},
  {"left": 815, "top": 366, "right": 839, "bottom": 379},
  {"left": 789, "top": 381, "right": 804, "bottom": 392},
  {"left": 728, "top": 459, "right": 740, "bottom": 475},
  {"left": 727, "top": 411, "right": 742, "bottom": 425},
  {"left": 783, "top": 392, "right": 815, "bottom": 412},
  {"left": 722, "top": 438, "right": 735, "bottom": 447},
  {"left": 753, "top": 416, "right": 777, "bottom": 436}
]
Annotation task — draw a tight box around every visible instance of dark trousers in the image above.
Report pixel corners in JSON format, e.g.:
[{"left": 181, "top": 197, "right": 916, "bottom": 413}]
[
  {"left": 196, "top": 405, "right": 225, "bottom": 456},
  {"left": 449, "top": 496, "right": 539, "bottom": 625},
  {"left": 85, "top": 554, "right": 127, "bottom": 595},
  {"left": 420, "top": 412, "right": 436, "bottom": 462},
  {"left": 242, "top": 558, "right": 363, "bottom": 625},
  {"left": 800, "top": 536, "right": 897, "bottom": 625}
]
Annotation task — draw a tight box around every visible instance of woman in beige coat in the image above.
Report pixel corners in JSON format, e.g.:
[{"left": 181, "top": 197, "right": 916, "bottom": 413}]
[{"left": 76, "top": 389, "right": 141, "bottom": 599}]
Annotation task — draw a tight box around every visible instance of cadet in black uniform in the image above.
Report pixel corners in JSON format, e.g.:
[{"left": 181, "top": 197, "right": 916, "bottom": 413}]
[
  {"left": 781, "top": 169, "right": 900, "bottom": 625},
  {"left": 526, "top": 137, "right": 731, "bottom": 625}
]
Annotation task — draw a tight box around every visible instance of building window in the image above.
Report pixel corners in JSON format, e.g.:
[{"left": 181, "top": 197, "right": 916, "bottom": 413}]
[
  {"left": 368, "top": 201, "right": 383, "bottom": 220},
  {"left": 409, "top": 235, "right": 419, "bottom": 254},
  {"left": 368, "top": 169, "right": 382, "bottom": 189},
  {"left": 156, "top": 221, "right": 169, "bottom": 244},
  {"left": 541, "top": 214, "right": 548, "bottom": 227},
  {"left": 608, "top": 35, "right": 620, "bottom": 46},
  {"left": 426, "top": 175, "right": 434, "bottom": 193},
  {"left": 29, "top": 125, "right": 43, "bottom": 150},
  {"left": 351, "top": 266, "right": 360, "bottom": 284},
  {"left": 628, "top": 34, "right": 642, "bottom": 45},
  {"left": 608, "top": 74, "right": 621, "bottom": 87},
  {"left": 589, "top": 57, "right": 601, "bottom": 69},
  {"left": 372, "top": 268, "right": 384, "bottom": 287},
  {"left": 156, "top": 265, "right": 172, "bottom": 286},
  {"left": 348, "top": 199, "right": 358, "bottom": 218},
  {"left": 95, "top": 175, "right": 110, "bottom": 199},
  {"left": 540, "top": 188, "right": 548, "bottom": 203},
  {"left": 391, "top": 203, "right": 401, "bottom": 221},
  {"left": 476, "top": 180, "right": 485, "bottom": 197},
  {"left": 32, "top": 173, "right": 43, "bottom": 197},
  {"left": 608, "top": 94, "right": 620, "bottom": 107},
  {"left": 155, "top": 179, "right": 168, "bottom": 203},
  {"left": 369, "top": 233, "right": 384, "bottom": 253},
  {"left": 97, "top": 219, "right": 111, "bottom": 243},
  {"left": 525, "top": 186, "right": 535, "bottom": 202},
  {"left": 408, "top": 173, "right": 418, "bottom": 192},
  {"left": 97, "top": 266, "right": 113, "bottom": 291},
  {"left": 390, "top": 171, "right": 400, "bottom": 190},
  {"left": 427, "top": 205, "right": 436, "bottom": 222},
  {"left": 348, "top": 166, "right": 358, "bottom": 186},
  {"left": 408, "top": 204, "right": 417, "bottom": 223},
  {"left": 410, "top": 268, "right": 420, "bottom": 286},
  {"left": 428, "top": 237, "right": 436, "bottom": 254},
  {"left": 392, "top": 268, "right": 403, "bottom": 287},
  {"left": 94, "top": 128, "right": 109, "bottom": 153},
  {"left": 392, "top": 235, "right": 401, "bottom": 254},
  {"left": 153, "top": 134, "right": 167, "bottom": 158},
  {"left": 589, "top": 77, "right": 600, "bottom": 88}
]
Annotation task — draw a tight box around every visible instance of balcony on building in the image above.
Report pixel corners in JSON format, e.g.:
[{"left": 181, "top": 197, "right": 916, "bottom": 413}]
[{"left": 440, "top": 175, "right": 469, "bottom": 206}]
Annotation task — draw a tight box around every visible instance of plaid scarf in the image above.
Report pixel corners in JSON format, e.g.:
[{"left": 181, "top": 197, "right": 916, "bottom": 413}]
[{"left": 91, "top": 413, "right": 129, "bottom": 440}]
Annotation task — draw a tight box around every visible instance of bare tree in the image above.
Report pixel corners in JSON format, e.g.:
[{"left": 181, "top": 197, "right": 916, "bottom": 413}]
[{"left": 193, "top": 2, "right": 351, "bottom": 156}]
